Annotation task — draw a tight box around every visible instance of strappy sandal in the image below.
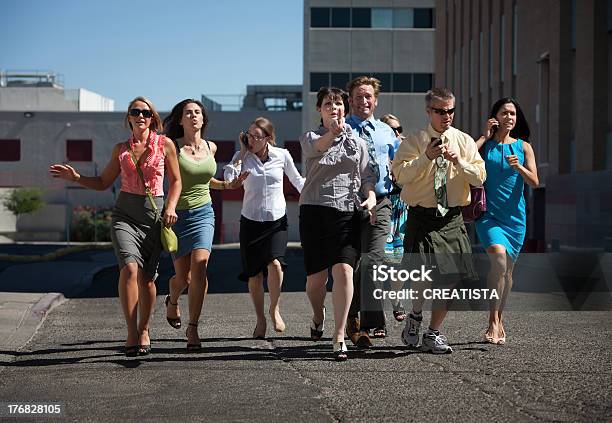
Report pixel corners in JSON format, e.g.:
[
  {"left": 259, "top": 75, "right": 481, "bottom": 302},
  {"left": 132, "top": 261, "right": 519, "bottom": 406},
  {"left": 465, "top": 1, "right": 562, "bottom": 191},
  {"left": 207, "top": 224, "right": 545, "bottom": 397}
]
[
  {"left": 333, "top": 341, "right": 348, "bottom": 361},
  {"left": 138, "top": 329, "right": 151, "bottom": 356},
  {"left": 165, "top": 295, "right": 181, "bottom": 329},
  {"left": 372, "top": 327, "right": 387, "bottom": 338},
  {"left": 310, "top": 307, "right": 325, "bottom": 341},
  {"left": 186, "top": 322, "right": 202, "bottom": 350},
  {"left": 392, "top": 304, "right": 407, "bottom": 322},
  {"left": 125, "top": 345, "right": 139, "bottom": 357}
]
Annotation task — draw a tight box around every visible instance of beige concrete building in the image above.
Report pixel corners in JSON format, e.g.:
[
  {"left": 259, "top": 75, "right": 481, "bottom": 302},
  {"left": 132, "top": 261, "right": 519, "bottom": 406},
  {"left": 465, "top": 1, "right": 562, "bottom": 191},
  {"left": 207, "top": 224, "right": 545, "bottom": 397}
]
[
  {"left": 435, "top": 0, "right": 611, "bottom": 249},
  {"left": 303, "top": 0, "right": 436, "bottom": 132}
]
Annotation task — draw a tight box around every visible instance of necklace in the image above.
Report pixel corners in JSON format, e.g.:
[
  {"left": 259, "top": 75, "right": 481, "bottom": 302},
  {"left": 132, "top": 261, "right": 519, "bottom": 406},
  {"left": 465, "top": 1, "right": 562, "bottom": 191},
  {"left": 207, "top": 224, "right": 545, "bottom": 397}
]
[{"left": 184, "top": 140, "right": 203, "bottom": 156}]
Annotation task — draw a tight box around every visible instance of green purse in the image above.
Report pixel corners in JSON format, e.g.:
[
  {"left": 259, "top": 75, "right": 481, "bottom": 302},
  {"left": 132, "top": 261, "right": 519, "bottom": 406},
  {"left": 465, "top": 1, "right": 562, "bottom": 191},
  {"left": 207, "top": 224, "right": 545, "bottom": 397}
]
[{"left": 127, "top": 140, "right": 178, "bottom": 253}]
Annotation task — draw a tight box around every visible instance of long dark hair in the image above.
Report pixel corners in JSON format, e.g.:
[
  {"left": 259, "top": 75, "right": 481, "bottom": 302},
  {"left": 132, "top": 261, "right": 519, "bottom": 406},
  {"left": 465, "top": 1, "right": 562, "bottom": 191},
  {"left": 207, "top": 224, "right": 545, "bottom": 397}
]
[
  {"left": 489, "top": 97, "right": 530, "bottom": 141},
  {"left": 163, "top": 99, "right": 209, "bottom": 151}
]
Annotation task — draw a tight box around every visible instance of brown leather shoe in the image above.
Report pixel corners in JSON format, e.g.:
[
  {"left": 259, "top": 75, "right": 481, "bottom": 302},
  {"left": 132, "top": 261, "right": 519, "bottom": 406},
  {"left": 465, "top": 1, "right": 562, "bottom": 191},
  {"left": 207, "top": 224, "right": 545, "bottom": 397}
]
[
  {"left": 355, "top": 330, "right": 373, "bottom": 349},
  {"left": 346, "top": 317, "right": 361, "bottom": 345}
]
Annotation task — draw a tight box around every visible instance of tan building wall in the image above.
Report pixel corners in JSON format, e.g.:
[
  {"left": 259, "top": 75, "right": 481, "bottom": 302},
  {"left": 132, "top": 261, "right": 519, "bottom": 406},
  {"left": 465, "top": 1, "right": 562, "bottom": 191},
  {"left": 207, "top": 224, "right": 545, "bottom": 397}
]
[{"left": 435, "top": 0, "right": 612, "bottom": 249}]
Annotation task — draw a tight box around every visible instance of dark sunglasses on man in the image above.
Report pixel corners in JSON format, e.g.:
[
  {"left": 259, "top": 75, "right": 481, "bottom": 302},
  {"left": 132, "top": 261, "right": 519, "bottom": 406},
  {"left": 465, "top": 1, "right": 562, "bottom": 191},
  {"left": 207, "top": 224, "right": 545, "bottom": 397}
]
[
  {"left": 430, "top": 107, "right": 456, "bottom": 116},
  {"left": 129, "top": 108, "right": 153, "bottom": 118}
]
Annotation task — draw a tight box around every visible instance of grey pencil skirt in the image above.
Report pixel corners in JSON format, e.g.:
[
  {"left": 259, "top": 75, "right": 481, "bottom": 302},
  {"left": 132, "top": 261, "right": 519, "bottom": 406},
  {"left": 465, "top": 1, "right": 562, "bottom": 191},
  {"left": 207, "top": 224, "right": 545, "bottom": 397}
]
[{"left": 110, "top": 191, "right": 164, "bottom": 281}]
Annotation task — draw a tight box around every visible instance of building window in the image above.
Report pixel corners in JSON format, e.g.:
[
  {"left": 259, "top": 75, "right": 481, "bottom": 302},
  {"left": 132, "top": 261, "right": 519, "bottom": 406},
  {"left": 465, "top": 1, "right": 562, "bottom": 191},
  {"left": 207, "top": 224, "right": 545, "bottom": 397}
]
[
  {"left": 413, "top": 74, "right": 433, "bottom": 92},
  {"left": 284, "top": 141, "right": 302, "bottom": 164},
  {"left": 372, "top": 8, "right": 393, "bottom": 28},
  {"left": 414, "top": 8, "right": 434, "bottom": 28},
  {"left": 500, "top": 14, "right": 505, "bottom": 83},
  {"left": 352, "top": 8, "right": 371, "bottom": 28},
  {"left": 214, "top": 141, "right": 236, "bottom": 163},
  {"left": 311, "top": 7, "right": 330, "bottom": 28},
  {"left": 0, "top": 139, "right": 20, "bottom": 161},
  {"left": 330, "top": 73, "right": 351, "bottom": 91},
  {"left": 310, "top": 73, "right": 329, "bottom": 92},
  {"left": 512, "top": 2, "right": 518, "bottom": 76},
  {"left": 394, "top": 9, "right": 414, "bottom": 28},
  {"left": 372, "top": 73, "right": 392, "bottom": 92},
  {"left": 66, "top": 139, "right": 92, "bottom": 162},
  {"left": 393, "top": 74, "right": 412, "bottom": 92},
  {"left": 331, "top": 8, "right": 350, "bottom": 27}
]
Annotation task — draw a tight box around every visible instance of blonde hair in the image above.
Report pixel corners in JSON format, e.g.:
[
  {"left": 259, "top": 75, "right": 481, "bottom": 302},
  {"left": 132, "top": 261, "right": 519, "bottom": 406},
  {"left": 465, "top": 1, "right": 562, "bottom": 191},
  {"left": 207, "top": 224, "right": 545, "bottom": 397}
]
[
  {"left": 346, "top": 76, "right": 381, "bottom": 97},
  {"left": 381, "top": 114, "right": 401, "bottom": 126},
  {"left": 124, "top": 96, "right": 162, "bottom": 133}
]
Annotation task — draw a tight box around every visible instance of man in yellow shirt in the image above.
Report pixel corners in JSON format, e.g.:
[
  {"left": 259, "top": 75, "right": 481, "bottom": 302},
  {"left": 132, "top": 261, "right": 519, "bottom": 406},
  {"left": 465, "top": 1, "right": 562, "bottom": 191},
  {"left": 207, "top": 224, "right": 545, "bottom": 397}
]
[{"left": 391, "top": 87, "right": 486, "bottom": 353}]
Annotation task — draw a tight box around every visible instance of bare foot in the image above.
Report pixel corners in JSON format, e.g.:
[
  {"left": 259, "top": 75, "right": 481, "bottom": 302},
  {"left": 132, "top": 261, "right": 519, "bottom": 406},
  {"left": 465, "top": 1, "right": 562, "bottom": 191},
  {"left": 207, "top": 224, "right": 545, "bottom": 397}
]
[
  {"left": 269, "top": 307, "right": 286, "bottom": 333},
  {"left": 253, "top": 319, "right": 267, "bottom": 339}
]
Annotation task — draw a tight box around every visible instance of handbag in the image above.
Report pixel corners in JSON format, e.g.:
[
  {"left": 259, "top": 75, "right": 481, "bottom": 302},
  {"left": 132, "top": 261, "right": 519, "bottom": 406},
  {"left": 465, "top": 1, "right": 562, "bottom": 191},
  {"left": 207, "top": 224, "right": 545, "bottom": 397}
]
[
  {"left": 127, "top": 139, "right": 178, "bottom": 253},
  {"left": 462, "top": 185, "right": 486, "bottom": 223}
]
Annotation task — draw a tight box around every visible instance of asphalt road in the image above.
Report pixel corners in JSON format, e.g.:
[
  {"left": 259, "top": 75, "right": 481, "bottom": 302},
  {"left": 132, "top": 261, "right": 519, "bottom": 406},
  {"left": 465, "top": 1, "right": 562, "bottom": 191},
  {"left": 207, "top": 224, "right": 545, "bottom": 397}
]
[{"left": 1, "top": 292, "right": 610, "bottom": 422}]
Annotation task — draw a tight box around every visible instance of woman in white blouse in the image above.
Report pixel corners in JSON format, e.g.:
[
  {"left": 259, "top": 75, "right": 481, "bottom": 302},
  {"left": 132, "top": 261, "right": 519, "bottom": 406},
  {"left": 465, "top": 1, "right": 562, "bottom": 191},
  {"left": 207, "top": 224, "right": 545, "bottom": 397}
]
[{"left": 224, "top": 117, "right": 305, "bottom": 339}]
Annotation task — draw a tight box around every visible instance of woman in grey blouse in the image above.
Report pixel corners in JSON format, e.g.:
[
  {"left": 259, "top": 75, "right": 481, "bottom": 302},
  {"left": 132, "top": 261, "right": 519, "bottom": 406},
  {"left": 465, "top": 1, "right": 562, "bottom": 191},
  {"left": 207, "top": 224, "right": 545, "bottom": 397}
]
[{"left": 299, "top": 87, "right": 376, "bottom": 361}]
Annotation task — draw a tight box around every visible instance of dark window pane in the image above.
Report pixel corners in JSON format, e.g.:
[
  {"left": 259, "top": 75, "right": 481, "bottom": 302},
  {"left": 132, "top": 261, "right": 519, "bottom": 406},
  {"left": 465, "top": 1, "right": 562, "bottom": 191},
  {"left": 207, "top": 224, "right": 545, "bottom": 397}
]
[
  {"left": 0, "top": 139, "right": 20, "bottom": 161},
  {"left": 331, "top": 8, "right": 350, "bottom": 27},
  {"left": 413, "top": 73, "right": 433, "bottom": 92},
  {"left": 393, "top": 73, "right": 413, "bottom": 92},
  {"left": 311, "top": 7, "right": 330, "bottom": 28},
  {"left": 414, "top": 8, "right": 433, "bottom": 28},
  {"left": 352, "top": 8, "right": 371, "bottom": 28},
  {"left": 66, "top": 139, "right": 92, "bottom": 162},
  {"left": 330, "top": 73, "right": 350, "bottom": 90},
  {"left": 310, "top": 73, "right": 329, "bottom": 92},
  {"left": 372, "top": 73, "right": 391, "bottom": 92}
]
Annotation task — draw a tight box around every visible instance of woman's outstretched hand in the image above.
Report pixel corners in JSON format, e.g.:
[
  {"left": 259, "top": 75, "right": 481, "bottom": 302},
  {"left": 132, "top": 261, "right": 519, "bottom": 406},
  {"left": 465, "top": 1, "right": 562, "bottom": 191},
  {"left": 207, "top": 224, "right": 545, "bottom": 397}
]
[{"left": 49, "top": 164, "right": 80, "bottom": 182}]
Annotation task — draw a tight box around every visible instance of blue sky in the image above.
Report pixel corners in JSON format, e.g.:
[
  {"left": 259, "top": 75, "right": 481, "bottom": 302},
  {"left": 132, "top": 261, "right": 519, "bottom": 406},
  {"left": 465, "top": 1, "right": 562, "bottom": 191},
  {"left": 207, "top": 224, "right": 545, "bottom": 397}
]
[{"left": 0, "top": 0, "right": 304, "bottom": 111}]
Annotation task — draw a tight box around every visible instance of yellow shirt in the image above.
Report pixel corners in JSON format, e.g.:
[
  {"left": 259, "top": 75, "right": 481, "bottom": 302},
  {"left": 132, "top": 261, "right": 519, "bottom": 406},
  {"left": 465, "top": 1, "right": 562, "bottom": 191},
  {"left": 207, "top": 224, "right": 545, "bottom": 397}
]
[{"left": 391, "top": 124, "right": 486, "bottom": 208}]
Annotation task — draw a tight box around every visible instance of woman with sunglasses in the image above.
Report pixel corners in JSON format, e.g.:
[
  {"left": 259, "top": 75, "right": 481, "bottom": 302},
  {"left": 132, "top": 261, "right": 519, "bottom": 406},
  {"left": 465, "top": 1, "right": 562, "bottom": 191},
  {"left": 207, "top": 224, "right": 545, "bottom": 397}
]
[
  {"left": 299, "top": 87, "right": 376, "bottom": 361},
  {"left": 162, "top": 99, "right": 248, "bottom": 350},
  {"left": 474, "top": 98, "right": 539, "bottom": 345},
  {"left": 50, "top": 96, "right": 181, "bottom": 357},
  {"left": 224, "top": 117, "right": 304, "bottom": 339},
  {"left": 380, "top": 114, "right": 409, "bottom": 322}
]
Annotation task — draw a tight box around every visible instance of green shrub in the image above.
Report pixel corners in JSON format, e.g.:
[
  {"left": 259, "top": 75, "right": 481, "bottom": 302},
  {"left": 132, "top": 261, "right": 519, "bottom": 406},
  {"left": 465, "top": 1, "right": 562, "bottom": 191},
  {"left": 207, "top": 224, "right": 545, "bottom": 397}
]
[{"left": 3, "top": 187, "right": 45, "bottom": 216}]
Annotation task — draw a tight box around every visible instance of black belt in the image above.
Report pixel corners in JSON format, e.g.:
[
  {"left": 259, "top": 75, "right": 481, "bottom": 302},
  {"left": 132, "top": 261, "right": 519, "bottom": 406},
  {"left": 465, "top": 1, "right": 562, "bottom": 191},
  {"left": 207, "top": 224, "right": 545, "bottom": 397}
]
[{"left": 411, "top": 205, "right": 461, "bottom": 216}]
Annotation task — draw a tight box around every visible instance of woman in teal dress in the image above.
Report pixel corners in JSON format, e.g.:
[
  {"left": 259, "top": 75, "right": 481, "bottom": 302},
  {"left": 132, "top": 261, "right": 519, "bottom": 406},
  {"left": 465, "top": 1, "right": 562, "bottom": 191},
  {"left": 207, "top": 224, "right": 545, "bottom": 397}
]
[{"left": 475, "top": 98, "right": 539, "bottom": 345}]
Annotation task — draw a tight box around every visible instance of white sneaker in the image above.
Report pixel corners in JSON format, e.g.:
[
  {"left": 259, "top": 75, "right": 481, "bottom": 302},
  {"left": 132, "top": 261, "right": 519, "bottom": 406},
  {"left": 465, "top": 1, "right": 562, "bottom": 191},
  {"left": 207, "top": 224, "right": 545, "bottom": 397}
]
[
  {"left": 401, "top": 313, "right": 422, "bottom": 348},
  {"left": 422, "top": 332, "right": 453, "bottom": 354}
]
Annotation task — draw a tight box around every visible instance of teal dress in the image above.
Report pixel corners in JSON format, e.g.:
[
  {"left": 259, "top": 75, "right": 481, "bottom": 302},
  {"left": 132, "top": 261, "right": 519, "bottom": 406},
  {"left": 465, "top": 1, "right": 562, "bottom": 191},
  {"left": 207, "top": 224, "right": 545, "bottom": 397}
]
[{"left": 475, "top": 139, "right": 526, "bottom": 261}]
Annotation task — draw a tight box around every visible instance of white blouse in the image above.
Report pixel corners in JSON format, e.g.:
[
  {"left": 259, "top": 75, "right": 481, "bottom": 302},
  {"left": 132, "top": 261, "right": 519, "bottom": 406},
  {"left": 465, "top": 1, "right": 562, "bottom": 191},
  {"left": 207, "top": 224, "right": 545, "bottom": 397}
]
[{"left": 224, "top": 145, "right": 305, "bottom": 222}]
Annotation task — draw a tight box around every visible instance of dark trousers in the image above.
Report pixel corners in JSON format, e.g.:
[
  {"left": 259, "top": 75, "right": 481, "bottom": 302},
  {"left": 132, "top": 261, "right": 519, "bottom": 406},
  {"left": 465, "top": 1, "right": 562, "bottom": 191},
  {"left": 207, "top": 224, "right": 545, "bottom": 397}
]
[{"left": 349, "top": 196, "right": 391, "bottom": 330}]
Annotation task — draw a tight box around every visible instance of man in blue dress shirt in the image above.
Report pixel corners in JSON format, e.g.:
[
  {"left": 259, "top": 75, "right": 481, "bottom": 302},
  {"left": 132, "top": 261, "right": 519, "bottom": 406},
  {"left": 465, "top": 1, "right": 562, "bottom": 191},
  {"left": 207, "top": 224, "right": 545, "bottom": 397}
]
[{"left": 345, "top": 76, "right": 399, "bottom": 347}]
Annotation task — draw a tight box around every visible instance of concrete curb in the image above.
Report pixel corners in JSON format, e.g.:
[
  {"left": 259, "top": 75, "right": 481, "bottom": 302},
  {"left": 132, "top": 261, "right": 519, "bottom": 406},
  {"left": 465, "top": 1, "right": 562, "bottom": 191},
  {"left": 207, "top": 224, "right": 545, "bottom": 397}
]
[{"left": 2, "top": 292, "right": 67, "bottom": 352}]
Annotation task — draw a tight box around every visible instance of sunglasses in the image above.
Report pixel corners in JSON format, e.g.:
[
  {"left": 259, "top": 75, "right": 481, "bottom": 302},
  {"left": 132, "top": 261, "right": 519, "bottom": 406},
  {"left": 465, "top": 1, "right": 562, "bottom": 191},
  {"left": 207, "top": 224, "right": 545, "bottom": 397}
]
[
  {"left": 129, "top": 108, "right": 153, "bottom": 118},
  {"left": 430, "top": 107, "right": 456, "bottom": 116},
  {"left": 391, "top": 126, "right": 403, "bottom": 134}
]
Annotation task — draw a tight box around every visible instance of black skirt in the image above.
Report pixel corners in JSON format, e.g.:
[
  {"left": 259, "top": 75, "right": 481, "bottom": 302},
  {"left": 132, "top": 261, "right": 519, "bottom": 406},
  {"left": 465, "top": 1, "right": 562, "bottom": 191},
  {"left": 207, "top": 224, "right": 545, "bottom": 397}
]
[
  {"left": 238, "top": 215, "right": 288, "bottom": 281},
  {"left": 299, "top": 205, "right": 361, "bottom": 276}
]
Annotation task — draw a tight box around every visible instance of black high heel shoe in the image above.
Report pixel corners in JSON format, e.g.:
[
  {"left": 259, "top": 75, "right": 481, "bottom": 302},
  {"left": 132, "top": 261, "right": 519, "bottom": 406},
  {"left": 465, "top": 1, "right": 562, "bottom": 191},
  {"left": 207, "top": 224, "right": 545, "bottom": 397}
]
[
  {"left": 310, "top": 307, "right": 325, "bottom": 341},
  {"left": 138, "top": 329, "right": 151, "bottom": 356},
  {"left": 165, "top": 295, "right": 181, "bottom": 329},
  {"left": 186, "top": 322, "right": 202, "bottom": 350},
  {"left": 125, "top": 345, "right": 139, "bottom": 357}
]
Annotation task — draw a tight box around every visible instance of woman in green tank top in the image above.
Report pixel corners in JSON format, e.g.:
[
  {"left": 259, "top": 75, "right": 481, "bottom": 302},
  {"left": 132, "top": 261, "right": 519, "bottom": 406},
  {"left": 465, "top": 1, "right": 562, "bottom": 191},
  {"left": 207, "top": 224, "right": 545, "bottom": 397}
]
[{"left": 162, "top": 99, "right": 248, "bottom": 350}]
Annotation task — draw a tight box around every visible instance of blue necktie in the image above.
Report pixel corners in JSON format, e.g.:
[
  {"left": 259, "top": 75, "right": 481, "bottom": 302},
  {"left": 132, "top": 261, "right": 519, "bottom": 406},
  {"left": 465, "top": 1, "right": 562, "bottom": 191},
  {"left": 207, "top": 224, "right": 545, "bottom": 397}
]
[{"left": 360, "top": 123, "right": 380, "bottom": 180}]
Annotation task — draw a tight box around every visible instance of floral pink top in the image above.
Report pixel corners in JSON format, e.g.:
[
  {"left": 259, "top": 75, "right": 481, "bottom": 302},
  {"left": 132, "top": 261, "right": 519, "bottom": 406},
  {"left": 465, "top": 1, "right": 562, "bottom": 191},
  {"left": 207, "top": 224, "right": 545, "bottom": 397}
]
[{"left": 118, "top": 131, "right": 166, "bottom": 196}]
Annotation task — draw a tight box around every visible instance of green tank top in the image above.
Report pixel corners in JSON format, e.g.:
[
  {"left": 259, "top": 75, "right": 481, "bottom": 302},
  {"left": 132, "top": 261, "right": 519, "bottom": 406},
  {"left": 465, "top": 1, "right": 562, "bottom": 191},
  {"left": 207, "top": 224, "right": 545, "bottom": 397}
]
[{"left": 176, "top": 151, "right": 217, "bottom": 210}]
